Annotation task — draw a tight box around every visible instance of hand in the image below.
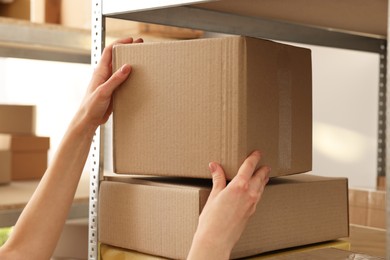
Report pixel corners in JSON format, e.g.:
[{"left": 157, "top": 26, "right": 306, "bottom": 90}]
[
  {"left": 188, "top": 150, "right": 270, "bottom": 260},
  {"left": 75, "top": 37, "right": 143, "bottom": 133}
]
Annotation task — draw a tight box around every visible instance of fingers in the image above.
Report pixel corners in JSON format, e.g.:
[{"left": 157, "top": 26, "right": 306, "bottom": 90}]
[
  {"left": 134, "top": 38, "right": 144, "bottom": 43},
  {"left": 235, "top": 150, "right": 262, "bottom": 182},
  {"left": 99, "top": 37, "right": 137, "bottom": 68},
  {"left": 98, "top": 64, "right": 132, "bottom": 99},
  {"left": 249, "top": 166, "right": 270, "bottom": 196},
  {"left": 91, "top": 37, "right": 143, "bottom": 88},
  {"left": 208, "top": 162, "right": 227, "bottom": 200}
]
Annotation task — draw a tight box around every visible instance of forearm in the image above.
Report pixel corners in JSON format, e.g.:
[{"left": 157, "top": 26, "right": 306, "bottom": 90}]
[
  {"left": 2, "top": 116, "right": 96, "bottom": 260},
  {"left": 187, "top": 233, "right": 230, "bottom": 260}
]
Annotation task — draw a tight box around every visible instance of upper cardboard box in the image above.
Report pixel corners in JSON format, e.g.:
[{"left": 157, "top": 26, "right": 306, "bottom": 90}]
[
  {"left": 0, "top": 104, "right": 36, "bottom": 135},
  {"left": 113, "top": 36, "right": 312, "bottom": 179}
]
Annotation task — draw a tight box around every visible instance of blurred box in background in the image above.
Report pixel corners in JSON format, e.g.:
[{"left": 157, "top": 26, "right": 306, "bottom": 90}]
[
  {"left": 0, "top": 104, "right": 36, "bottom": 135},
  {"left": 0, "top": 151, "right": 11, "bottom": 184},
  {"left": 349, "top": 188, "right": 386, "bottom": 229},
  {"left": 0, "top": 134, "right": 49, "bottom": 180}
]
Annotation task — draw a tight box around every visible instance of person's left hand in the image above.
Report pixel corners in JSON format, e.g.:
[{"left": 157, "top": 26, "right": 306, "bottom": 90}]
[{"left": 75, "top": 37, "right": 143, "bottom": 133}]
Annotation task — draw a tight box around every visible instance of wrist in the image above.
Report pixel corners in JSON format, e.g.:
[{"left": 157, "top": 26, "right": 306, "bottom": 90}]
[{"left": 68, "top": 112, "right": 98, "bottom": 139}]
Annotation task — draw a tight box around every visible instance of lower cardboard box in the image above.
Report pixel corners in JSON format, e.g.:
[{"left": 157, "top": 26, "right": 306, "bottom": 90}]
[
  {"left": 99, "top": 173, "right": 349, "bottom": 259},
  {"left": 100, "top": 240, "right": 351, "bottom": 259}
]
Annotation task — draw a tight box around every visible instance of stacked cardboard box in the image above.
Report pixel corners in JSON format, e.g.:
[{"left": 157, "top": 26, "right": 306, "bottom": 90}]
[
  {"left": 0, "top": 105, "right": 49, "bottom": 183},
  {"left": 99, "top": 174, "right": 349, "bottom": 259},
  {"left": 99, "top": 36, "right": 349, "bottom": 258},
  {"left": 100, "top": 240, "right": 353, "bottom": 259},
  {"left": 112, "top": 36, "right": 312, "bottom": 179}
]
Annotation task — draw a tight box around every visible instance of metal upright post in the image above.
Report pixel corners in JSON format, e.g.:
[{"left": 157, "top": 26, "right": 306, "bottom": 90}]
[
  {"left": 386, "top": 2, "right": 390, "bottom": 258},
  {"left": 89, "top": 0, "right": 105, "bottom": 259},
  {"left": 378, "top": 43, "right": 387, "bottom": 180}
]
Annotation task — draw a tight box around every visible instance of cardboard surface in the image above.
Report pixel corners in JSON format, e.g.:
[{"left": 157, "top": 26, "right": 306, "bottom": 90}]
[
  {"left": 0, "top": 134, "right": 50, "bottom": 180},
  {"left": 0, "top": 151, "right": 11, "bottom": 184},
  {"left": 100, "top": 240, "right": 351, "bottom": 260},
  {"left": 348, "top": 189, "right": 368, "bottom": 226},
  {"left": 0, "top": 105, "right": 36, "bottom": 135},
  {"left": 99, "top": 174, "right": 348, "bottom": 259},
  {"left": 0, "top": 134, "right": 50, "bottom": 151},
  {"left": 0, "top": 0, "right": 30, "bottom": 20},
  {"left": 265, "top": 248, "right": 384, "bottom": 260},
  {"left": 349, "top": 188, "right": 386, "bottom": 229},
  {"left": 341, "top": 224, "right": 386, "bottom": 258},
  {"left": 113, "top": 36, "right": 312, "bottom": 179}
]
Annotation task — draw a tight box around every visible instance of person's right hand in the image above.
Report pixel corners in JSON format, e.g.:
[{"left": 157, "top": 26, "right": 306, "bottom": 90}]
[{"left": 187, "top": 150, "right": 270, "bottom": 260}]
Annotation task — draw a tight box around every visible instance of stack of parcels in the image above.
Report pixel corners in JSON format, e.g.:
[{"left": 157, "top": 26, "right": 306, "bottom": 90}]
[
  {"left": 99, "top": 36, "right": 349, "bottom": 259},
  {"left": 0, "top": 105, "right": 50, "bottom": 184}
]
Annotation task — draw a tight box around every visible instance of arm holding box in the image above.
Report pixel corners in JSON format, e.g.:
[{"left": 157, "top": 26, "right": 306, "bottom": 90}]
[{"left": 0, "top": 37, "right": 141, "bottom": 260}]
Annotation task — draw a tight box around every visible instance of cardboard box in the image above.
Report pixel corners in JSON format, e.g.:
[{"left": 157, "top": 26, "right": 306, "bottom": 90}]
[
  {"left": 100, "top": 240, "right": 351, "bottom": 259},
  {"left": 0, "top": 104, "right": 36, "bottom": 135},
  {"left": 0, "top": 150, "right": 11, "bottom": 184},
  {"left": 112, "top": 36, "right": 312, "bottom": 179},
  {"left": 349, "top": 188, "right": 386, "bottom": 229},
  {"left": 99, "top": 174, "right": 348, "bottom": 259},
  {"left": 348, "top": 189, "right": 368, "bottom": 226},
  {"left": 264, "top": 248, "right": 384, "bottom": 260},
  {"left": 0, "top": 134, "right": 50, "bottom": 180},
  {"left": 0, "top": 0, "right": 30, "bottom": 20},
  {"left": 367, "top": 190, "right": 386, "bottom": 229}
]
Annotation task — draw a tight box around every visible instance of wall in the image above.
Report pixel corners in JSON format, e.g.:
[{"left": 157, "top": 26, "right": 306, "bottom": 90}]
[
  {"left": 0, "top": 57, "right": 91, "bottom": 163},
  {"left": 307, "top": 44, "right": 379, "bottom": 189}
]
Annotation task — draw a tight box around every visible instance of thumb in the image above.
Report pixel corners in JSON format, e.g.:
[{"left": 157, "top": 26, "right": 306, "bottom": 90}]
[{"left": 208, "top": 162, "right": 226, "bottom": 200}]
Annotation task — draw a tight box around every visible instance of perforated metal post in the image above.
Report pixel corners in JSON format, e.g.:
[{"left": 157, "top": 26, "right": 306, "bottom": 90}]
[
  {"left": 386, "top": 2, "right": 390, "bottom": 257},
  {"left": 378, "top": 43, "right": 387, "bottom": 179},
  {"left": 89, "top": 0, "right": 105, "bottom": 259}
]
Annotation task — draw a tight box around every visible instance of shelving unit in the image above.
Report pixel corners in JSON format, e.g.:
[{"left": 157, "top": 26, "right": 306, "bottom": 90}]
[
  {"left": 0, "top": 17, "right": 91, "bottom": 63},
  {"left": 91, "top": 1, "right": 389, "bottom": 259},
  {"left": 0, "top": 17, "right": 91, "bottom": 228},
  {"left": 0, "top": 175, "right": 89, "bottom": 228}
]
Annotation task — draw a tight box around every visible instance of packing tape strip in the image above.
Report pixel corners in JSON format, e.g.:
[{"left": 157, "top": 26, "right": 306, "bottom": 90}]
[{"left": 278, "top": 69, "right": 292, "bottom": 171}]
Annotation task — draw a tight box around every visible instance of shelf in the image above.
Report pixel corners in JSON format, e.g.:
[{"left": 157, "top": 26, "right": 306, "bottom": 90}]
[
  {"left": 91, "top": 1, "right": 389, "bottom": 259},
  {"left": 102, "top": 0, "right": 386, "bottom": 53},
  {"left": 0, "top": 173, "right": 89, "bottom": 228},
  {"left": 0, "top": 17, "right": 90, "bottom": 63}
]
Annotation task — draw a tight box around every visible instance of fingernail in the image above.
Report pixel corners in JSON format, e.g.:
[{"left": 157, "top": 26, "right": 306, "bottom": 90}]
[
  {"left": 120, "top": 64, "right": 131, "bottom": 74},
  {"left": 209, "top": 162, "right": 217, "bottom": 173},
  {"left": 253, "top": 150, "right": 261, "bottom": 156}
]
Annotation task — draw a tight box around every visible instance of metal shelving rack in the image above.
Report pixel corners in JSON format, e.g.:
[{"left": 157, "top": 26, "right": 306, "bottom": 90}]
[
  {"left": 0, "top": 17, "right": 91, "bottom": 63},
  {"left": 90, "top": 1, "right": 389, "bottom": 259},
  {"left": 0, "top": 17, "right": 91, "bottom": 227}
]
